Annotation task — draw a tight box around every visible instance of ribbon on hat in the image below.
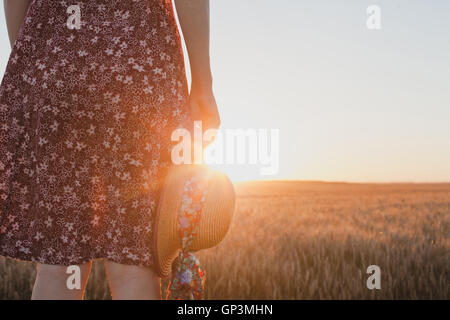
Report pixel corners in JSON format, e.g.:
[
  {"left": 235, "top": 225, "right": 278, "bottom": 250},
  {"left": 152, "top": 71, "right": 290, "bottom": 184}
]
[{"left": 166, "top": 175, "right": 208, "bottom": 300}]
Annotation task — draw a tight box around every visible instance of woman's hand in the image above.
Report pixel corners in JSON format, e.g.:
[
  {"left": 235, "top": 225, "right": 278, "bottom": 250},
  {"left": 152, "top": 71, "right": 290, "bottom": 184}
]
[{"left": 189, "top": 83, "right": 220, "bottom": 133}]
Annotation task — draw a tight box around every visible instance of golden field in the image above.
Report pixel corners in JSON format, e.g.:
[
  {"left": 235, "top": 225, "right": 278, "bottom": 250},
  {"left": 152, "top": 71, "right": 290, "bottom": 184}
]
[{"left": 1, "top": 181, "right": 449, "bottom": 299}]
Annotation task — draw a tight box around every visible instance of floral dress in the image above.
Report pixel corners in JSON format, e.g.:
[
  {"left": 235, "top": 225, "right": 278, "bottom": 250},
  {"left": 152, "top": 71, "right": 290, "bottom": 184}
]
[{"left": 0, "top": 0, "right": 191, "bottom": 267}]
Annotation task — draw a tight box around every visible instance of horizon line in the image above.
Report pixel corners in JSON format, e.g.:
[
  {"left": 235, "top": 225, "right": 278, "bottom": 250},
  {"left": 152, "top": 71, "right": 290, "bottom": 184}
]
[{"left": 233, "top": 179, "right": 450, "bottom": 185}]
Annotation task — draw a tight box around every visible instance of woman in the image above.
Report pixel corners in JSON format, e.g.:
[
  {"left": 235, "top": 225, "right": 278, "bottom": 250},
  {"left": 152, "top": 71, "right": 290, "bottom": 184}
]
[{"left": 0, "top": 0, "right": 220, "bottom": 299}]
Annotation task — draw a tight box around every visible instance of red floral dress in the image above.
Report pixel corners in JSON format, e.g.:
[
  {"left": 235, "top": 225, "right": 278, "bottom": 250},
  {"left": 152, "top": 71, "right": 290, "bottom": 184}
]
[{"left": 0, "top": 0, "right": 191, "bottom": 267}]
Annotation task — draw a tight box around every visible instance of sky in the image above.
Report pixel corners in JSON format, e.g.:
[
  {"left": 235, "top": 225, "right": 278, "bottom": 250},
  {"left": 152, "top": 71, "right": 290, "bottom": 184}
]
[{"left": 1, "top": 0, "right": 450, "bottom": 182}]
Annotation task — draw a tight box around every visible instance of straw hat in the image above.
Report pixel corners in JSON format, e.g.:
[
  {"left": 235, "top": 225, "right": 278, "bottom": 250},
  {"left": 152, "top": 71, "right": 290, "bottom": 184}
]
[{"left": 153, "top": 164, "right": 235, "bottom": 278}]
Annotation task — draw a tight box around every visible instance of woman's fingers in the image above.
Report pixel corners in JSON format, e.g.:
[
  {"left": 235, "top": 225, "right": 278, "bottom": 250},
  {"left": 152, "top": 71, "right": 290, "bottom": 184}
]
[
  {"left": 188, "top": 90, "right": 220, "bottom": 151},
  {"left": 205, "top": 103, "right": 221, "bottom": 130},
  {"left": 189, "top": 91, "right": 220, "bottom": 131}
]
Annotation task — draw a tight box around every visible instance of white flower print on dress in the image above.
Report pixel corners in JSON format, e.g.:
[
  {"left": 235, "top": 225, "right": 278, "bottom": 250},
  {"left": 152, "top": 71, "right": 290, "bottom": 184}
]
[{"left": 0, "top": 0, "right": 192, "bottom": 267}]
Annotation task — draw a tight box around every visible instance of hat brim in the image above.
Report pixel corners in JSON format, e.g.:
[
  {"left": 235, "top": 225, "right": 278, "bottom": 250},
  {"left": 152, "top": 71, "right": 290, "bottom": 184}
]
[
  {"left": 153, "top": 165, "right": 186, "bottom": 278},
  {"left": 154, "top": 165, "right": 235, "bottom": 278}
]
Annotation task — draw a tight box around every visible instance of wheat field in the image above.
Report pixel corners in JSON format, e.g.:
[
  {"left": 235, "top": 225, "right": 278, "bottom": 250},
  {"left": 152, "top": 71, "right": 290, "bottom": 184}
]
[{"left": 1, "top": 181, "right": 449, "bottom": 299}]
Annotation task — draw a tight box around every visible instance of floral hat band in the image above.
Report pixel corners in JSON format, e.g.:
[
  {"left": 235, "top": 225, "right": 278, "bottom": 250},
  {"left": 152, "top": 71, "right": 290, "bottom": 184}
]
[{"left": 153, "top": 164, "right": 235, "bottom": 299}]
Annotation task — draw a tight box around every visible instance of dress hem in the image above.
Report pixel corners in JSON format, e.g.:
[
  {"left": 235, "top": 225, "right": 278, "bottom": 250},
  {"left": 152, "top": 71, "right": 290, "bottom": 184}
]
[{"left": 0, "top": 250, "right": 156, "bottom": 269}]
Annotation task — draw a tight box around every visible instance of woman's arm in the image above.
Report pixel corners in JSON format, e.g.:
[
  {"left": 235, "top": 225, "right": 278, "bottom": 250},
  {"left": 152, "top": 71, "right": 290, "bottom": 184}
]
[
  {"left": 174, "top": 0, "right": 220, "bottom": 131},
  {"left": 4, "top": 0, "right": 31, "bottom": 48}
]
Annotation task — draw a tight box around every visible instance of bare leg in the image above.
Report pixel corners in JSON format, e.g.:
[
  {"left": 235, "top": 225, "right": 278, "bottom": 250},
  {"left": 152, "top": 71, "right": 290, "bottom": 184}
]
[
  {"left": 31, "top": 262, "right": 92, "bottom": 300},
  {"left": 105, "top": 260, "right": 161, "bottom": 300}
]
